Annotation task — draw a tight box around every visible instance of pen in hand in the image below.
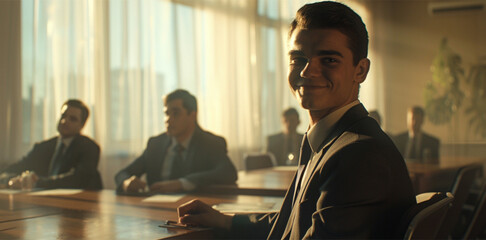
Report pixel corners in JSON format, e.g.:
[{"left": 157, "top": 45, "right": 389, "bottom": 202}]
[{"left": 159, "top": 220, "right": 194, "bottom": 230}]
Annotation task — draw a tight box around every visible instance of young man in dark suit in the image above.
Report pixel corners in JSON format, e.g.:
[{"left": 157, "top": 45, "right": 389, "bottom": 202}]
[
  {"left": 0, "top": 99, "right": 102, "bottom": 190},
  {"left": 394, "top": 106, "right": 440, "bottom": 164},
  {"left": 267, "top": 108, "right": 304, "bottom": 166},
  {"left": 115, "top": 89, "right": 237, "bottom": 194},
  {"left": 176, "top": 2, "right": 416, "bottom": 239}
]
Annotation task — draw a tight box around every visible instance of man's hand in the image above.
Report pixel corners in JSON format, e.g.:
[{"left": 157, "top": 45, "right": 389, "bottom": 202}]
[
  {"left": 149, "top": 180, "right": 183, "bottom": 193},
  {"left": 8, "top": 176, "right": 21, "bottom": 189},
  {"left": 8, "top": 171, "right": 38, "bottom": 190},
  {"left": 177, "top": 199, "right": 233, "bottom": 230},
  {"left": 123, "top": 176, "right": 147, "bottom": 192}
]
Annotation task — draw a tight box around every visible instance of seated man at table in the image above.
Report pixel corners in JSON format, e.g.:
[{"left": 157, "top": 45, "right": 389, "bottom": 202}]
[
  {"left": 0, "top": 99, "right": 102, "bottom": 190},
  {"left": 267, "top": 107, "right": 304, "bottom": 166},
  {"left": 115, "top": 89, "right": 238, "bottom": 194},
  {"left": 176, "top": 2, "right": 416, "bottom": 239},
  {"left": 394, "top": 106, "right": 440, "bottom": 164}
]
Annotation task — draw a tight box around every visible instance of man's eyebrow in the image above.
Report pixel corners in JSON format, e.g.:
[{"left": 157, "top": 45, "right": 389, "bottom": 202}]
[
  {"left": 288, "top": 50, "right": 304, "bottom": 56},
  {"left": 316, "top": 50, "right": 343, "bottom": 57}
]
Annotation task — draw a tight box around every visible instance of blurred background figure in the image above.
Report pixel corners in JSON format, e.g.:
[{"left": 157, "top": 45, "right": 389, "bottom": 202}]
[
  {"left": 369, "top": 110, "right": 382, "bottom": 126},
  {"left": 267, "top": 108, "right": 304, "bottom": 166},
  {"left": 394, "top": 106, "right": 440, "bottom": 163},
  {"left": 0, "top": 99, "right": 102, "bottom": 190},
  {"left": 369, "top": 110, "right": 393, "bottom": 138},
  {"left": 115, "top": 89, "right": 237, "bottom": 194}
]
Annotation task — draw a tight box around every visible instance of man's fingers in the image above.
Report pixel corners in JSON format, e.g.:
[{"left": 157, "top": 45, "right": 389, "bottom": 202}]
[
  {"left": 177, "top": 199, "right": 206, "bottom": 218},
  {"left": 125, "top": 178, "right": 146, "bottom": 192},
  {"left": 136, "top": 180, "right": 146, "bottom": 189},
  {"left": 179, "top": 214, "right": 208, "bottom": 226}
]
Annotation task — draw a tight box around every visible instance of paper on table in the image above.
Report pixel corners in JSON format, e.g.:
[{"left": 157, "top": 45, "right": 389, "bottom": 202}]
[
  {"left": 272, "top": 166, "right": 298, "bottom": 171},
  {"left": 213, "top": 201, "right": 282, "bottom": 214},
  {"left": 29, "top": 189, "right": 83, "bottom": 195},
  {"left": 142, "top": 194, "right": 185, "bottom": 203},
  {"left": 0, "top": 189, "right": 24, "bottom": 194}
]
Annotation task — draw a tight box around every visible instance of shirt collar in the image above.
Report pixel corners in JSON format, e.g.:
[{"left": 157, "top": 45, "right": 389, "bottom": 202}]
[
  {"left": 408, "top": 131, "right": 422, "bottom": 139},
  {"left": 170, "top": 132, "right": 194, "bottom": 150},
  {"left": 58, "top": 135, "right": 75, "bottom": 148},
  {"left": 307, "top": 100, "right": 360, "bottom": 152}
]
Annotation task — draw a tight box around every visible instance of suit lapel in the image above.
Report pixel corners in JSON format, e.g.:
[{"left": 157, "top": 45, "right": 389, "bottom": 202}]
[
  {"left": 295, "top": 104, "right": 368, "bottom": 205},
  {"left": 279, "top": 104, "right": 369, "bottom": 239},
  {"left": 56, "top": 135, "right": 78, "bottom": 173},
  {"left": 267, "top": 174, "right": 298, "bottom": 239},
  {"left": 185, "top": 127, "right": 203, "bottom": 171},
  {"left": 152, "top": 135, "right": 171, "bottom": 180}
]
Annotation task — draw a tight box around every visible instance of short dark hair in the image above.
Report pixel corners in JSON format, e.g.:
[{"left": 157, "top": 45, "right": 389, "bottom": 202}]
[
  {"left": 283, "top": 107, "right": 299, "bottom": 119},
  {"left": 410, "top": 106, "right": 425, "bottom": 118},
  {"left": 164, "top": 89, "right": 198, "bottom": 113},
  {"left": 289, "top": 1, "right": 369, "bottom": 65},
  {"left": 63, "top": 99, "right": 90, "bottom": 125}
]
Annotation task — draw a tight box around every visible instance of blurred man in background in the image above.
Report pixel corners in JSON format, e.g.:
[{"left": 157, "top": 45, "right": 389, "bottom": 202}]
[
  {"left": 0, "top": 99, "right": 102, "bottom": 190},
  {"left": 394, "top": 106, "right": 440, "bottom": 163},
  {"left": 115, "top": 89, "right": 237, "bottom": 194},
  {"left": 267, "top": 108, "right": 304, "bottom": 166}
]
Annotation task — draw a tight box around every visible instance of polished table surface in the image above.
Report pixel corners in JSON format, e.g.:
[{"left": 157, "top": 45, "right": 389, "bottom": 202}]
[
  {"left": 0, "top": 189, "right": 283, "bottom": 239},
  {"left": 407, "top": 157, "right": 486, "bottom": 193},
  {"left": 202, "top": 157, "right": 486, "bottom": 196},
  {"left": 2, "top": 157, "right": 484, "bottom": 239},
  {"left": 199, "top": 166, "right": 296, "bottom": 196}
]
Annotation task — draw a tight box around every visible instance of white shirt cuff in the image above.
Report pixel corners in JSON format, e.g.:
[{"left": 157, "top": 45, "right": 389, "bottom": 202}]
[{"left": 179, "top": 178, "right": 196, "bottom": 191}]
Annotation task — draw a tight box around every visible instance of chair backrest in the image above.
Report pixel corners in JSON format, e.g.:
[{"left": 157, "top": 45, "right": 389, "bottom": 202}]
[
  {"left": 463, "top": 183, "right": 486, "bottom": 240},
  {"left": 436, "top": 164, "right": 482, "bottom": 239},
  {"left": 243, "top": 153, "right": 276, "bottom": 171},
  {"left": 397, "top": 192, "right": 454, "bottom": 240}
]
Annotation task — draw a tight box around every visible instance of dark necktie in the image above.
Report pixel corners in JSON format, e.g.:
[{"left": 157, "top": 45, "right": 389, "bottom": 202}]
[
  {"left": 49, "top": 143, "right": 65, "bottom": 176},
  {"left": 408, "top": 137, "right": 417, "bottom": 159},
  {"left": 293, "top": 134, "right": 311, "bottom": 205},
  {"left": 169, "top": 144, "right": 185, "bottom": 180},
  {"left": 287, "top": 136, "right": 293, "bottom": 154}
]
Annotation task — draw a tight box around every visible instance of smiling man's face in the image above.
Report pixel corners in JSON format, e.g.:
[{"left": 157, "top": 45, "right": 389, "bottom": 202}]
[{"left": 288, "top": 27, "right": 369, "bottom": 119}]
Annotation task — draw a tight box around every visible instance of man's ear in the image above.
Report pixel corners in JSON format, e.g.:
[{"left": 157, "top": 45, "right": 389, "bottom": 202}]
[{"left": 354, "top": 58, "right": 370, "bottom": 84}]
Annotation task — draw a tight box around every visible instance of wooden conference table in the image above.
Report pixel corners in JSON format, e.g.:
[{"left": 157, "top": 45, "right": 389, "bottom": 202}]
[
  {"left": 0, "top": 189, "right": 283, "bottom": 239},
  {"left": 1, "top": 157, "right": 483, "bottom": 239},
  {"left": 203, "top": 157, "right": 486, "bottom": 196}
]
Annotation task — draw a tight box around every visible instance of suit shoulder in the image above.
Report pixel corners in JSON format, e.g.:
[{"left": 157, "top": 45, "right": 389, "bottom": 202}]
[
  {"left": 268, "top": 133, "right": 284, "bottom": 140},
  {"left": 147, "top": 133, "right": 169, "bottom": 142},
  {"left": 30, "top": 137, "right": 58, "bottom": 151},
  {"left": 36, "top": 136, "right": 58, "bottom": 146},
  {"left": 77, "top": 135, "right": 100, "bottom": 149},
  {"left": 199, "top": 129, "right": 226, "bottom": 143},
  {"left": 423, "top": 132, "right": 440, "bottom": 144}
]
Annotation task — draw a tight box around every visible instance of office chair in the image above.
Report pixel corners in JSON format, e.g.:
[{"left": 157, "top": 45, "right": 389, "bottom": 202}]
[
  {"left": 463, "top": 183, "right": 486, "bottom": 240},
  {"left": 243, "top": 153, "right": 276, "bottom": 171},
  {"left": 436, "top": 164, "right": 482, "bottom": 239},
  {"left": 396, "top": 192, "right": 454, "bottom": 240}
]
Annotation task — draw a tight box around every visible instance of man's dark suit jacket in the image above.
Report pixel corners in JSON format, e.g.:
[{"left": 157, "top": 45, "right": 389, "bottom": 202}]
[
  {"left": 114, "top": 126, "right": 238, "bottom": 192},
  {"left": 393, "top": 132, "right": 440, "bottom": 164},
  {"left": 0, "top": 135, "right": 102, "bottom": 189},
  {"left": 267, "top": 133, "right": 304, "bottom": 166},
  {"left": 231, "top": 104, "right": 416, "bottom": 239}
]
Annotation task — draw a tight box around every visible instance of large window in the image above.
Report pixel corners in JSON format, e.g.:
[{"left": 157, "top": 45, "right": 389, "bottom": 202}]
[{"left": 20, "top": 0, "right": 373, "bottom": 168}]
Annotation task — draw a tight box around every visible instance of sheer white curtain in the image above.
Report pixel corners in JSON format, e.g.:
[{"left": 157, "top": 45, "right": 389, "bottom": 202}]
[
  {"left": 103, "top": 0, "right": 313, "bottom": 169},
  {"left": 17, "top": 0, "right": 376, "bottom": 181},
  {"left": 21, "top": 0, "right": 108, "bottom": 147},
  {"left": 19, "top": 0, "right": 306, "bottom": 171}
]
